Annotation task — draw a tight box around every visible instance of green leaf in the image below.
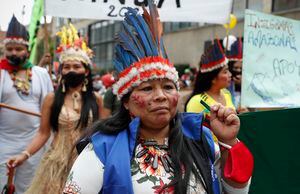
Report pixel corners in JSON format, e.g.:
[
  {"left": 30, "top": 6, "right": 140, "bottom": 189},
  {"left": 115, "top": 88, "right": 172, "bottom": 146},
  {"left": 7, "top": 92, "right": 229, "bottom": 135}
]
[
  {"left": 137, "top": 175, "right": 149, "bottom": 184},
  {"left": 148, "top": 175, "right": 159, "bottom": 185}
]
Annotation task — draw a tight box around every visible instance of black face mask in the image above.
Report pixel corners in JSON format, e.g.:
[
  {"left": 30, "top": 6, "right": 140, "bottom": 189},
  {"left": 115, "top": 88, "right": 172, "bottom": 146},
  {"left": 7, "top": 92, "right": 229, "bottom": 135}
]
[
  {"left": 7, "top": 55, "right": 27, "bottom": 66},
  {"left": 63, "top": 72, "right": 86, "bottom": 88}
]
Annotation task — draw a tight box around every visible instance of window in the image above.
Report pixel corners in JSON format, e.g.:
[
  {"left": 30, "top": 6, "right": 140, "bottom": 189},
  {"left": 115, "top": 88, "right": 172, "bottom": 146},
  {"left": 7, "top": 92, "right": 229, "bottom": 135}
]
[
  {"left": 89, "top": 21, "right": 122, "bottom": 70},
  {"left": 272, "top": 0, "right": 300, "bottom": 12},
  {"left": 163, "top": 22, "right": 199, "bottom": 33},
  {"left": 248, "top": 0, "right": 264, "bottom": 11},
  {"left": 232, "top": 0, "right": 247, "bottom": 19}
]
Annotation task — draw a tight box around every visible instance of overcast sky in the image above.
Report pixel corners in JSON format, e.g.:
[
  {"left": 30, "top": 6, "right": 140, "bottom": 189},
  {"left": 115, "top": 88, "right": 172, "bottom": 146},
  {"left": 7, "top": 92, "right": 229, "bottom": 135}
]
[{"left": 0, "top": 0, "right": 34, "bottom": 31}]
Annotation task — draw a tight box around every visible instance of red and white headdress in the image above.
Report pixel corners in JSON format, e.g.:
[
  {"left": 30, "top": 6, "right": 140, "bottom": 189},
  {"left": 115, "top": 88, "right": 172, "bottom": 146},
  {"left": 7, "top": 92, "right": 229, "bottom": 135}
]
[
  {"left": 112, "top": 3, "right": 179, "bottom": 99},
  {"left": 226, "top": 38, "right": 243, "bottom": 62},
  {"left": 200, "top": 40, "right": 228, "bottom": 73}
]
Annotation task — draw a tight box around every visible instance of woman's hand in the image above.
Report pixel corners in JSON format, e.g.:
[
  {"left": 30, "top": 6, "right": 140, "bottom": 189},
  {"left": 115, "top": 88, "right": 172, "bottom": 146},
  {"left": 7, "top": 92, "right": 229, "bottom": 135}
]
[
  {"left": 7, "top": 153, "right": 29, "bottom": 168},
  {"left": 209, "top": 103, "right": 240, "bottom": 145},
  {"left": 237, "top": 106, "right": 249, "bottom": 114}
]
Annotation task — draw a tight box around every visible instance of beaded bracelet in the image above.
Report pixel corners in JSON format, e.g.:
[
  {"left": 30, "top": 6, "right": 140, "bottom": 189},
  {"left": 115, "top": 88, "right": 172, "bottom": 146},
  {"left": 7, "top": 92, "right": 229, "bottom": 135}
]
[{"left": 21, "top": 150, "right": 31, "bottom": 158}]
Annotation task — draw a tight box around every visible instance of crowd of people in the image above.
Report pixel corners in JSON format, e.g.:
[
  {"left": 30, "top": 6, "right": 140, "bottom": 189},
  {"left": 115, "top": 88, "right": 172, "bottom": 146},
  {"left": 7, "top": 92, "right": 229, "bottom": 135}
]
[{"left": 0, "top": 2, "right": 254, "bottom": 194}]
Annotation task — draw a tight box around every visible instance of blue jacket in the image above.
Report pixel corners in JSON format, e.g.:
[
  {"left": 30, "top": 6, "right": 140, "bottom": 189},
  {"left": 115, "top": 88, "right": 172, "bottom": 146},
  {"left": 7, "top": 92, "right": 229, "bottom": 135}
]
[{"left": 91, "top": 113, "right": 219, "bottom": 194}]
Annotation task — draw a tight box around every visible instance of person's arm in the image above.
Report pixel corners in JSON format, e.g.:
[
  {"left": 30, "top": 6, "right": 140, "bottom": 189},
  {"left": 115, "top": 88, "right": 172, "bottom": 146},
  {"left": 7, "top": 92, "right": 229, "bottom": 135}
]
[
  {"left": 37, "top": 53, "right": 51, "bottom": 67},
  {"left": 209, "top": 104, "right": 253, "bottom": 189},
  {"left": 7, "top": 92, "right": 55, "bottom": 167},
  {"left": 63, "top": 143, "right": 104, "bottom": 194}
]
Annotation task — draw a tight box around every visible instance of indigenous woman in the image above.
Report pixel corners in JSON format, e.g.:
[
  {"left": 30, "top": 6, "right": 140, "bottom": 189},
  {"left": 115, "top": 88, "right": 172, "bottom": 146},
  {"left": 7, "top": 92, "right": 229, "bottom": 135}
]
[
  {"left": 7, "top": 23, "right": 103, "bottom": 193},
  {"left": 63, "top": 2, "right": 253, "bottom": 194},
  {"left": 185, "top": 40, "right": 234, "bottom": 125}
]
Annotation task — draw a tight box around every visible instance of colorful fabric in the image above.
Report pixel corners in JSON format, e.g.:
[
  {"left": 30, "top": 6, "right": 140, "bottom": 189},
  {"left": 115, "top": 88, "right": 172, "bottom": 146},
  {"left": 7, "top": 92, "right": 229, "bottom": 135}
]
[
  {"left": 200, "top": 40, "right": 228, "bottom": 73},
  {"left": 226, "top": 38, "right": 243, "bottom": 62},
  {"left": 25, "top": 106, "right": 92, "bottom": 194},
  {"left": 56, "top": 23, "right": 93, "bottom": 65},
  {"left": 0, "top": 59, "right": 34, "bottom": 71},
  {"left": 186, "top": 89, "right": 235, "bottom": 116},
  {"left": 63, "top": 114, "right": 252, "bottom": 194},
  {"left": 223, "top": 141, "right": 254, "bottom": 184},
  {"left": 88, "top": 113, "right": 222, "bottom": 194},
  {"left": 186, "top": 89, "right": 235, "bottom": 141},
  {"left": 0, "top": 66, "right": 53, "bottom": 193},
  {"left": 113, "top": 56, "right": 179, "bottom": 99}
]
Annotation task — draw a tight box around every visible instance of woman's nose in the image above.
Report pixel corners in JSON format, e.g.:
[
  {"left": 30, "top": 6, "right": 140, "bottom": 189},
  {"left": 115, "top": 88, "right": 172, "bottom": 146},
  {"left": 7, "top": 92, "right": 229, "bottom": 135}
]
[{"left": 153, "top": 88, "right": 167, "bottom": 101}]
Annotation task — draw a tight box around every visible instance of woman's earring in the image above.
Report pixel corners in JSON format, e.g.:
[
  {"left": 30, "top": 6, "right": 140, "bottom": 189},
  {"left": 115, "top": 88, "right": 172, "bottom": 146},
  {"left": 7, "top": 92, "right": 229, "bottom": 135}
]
[
  {"left": 61, "top": 79, "right": 66, "bottom": 93},
  {"left": 82, "top": 78, "right": 88, "bottom": 92}
]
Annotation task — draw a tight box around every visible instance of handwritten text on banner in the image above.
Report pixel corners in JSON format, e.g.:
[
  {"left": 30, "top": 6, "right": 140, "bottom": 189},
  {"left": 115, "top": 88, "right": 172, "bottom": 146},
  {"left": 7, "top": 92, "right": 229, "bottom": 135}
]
[{"left": 242, "top": 9, "right": 300, "bottom": 107}]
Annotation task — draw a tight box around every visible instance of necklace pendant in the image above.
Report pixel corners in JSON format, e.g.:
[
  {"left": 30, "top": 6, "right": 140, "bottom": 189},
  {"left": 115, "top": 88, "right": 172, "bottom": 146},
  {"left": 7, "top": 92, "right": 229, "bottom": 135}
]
[{"left": 152, "top": 154, "right": 158, "bottom": 169}]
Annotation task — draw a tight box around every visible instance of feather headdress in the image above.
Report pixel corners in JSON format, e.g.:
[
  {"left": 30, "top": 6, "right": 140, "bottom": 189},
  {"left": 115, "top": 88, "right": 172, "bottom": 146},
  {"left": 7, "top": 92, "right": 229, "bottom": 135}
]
[
  {"left": 56, "top": 23, "right": 93, "bottom": 65},
  {"left": 226, "top": 38, "right": 243, "bottom": 62},
  {"left": 4, "top": 15, "right": 29, "bottom": 46},
  {"left": 200, "top": 39, "right": 228, "bottom": 73},
  {"left": 112, "top": 1, "right": 179, "bottom": 99}
]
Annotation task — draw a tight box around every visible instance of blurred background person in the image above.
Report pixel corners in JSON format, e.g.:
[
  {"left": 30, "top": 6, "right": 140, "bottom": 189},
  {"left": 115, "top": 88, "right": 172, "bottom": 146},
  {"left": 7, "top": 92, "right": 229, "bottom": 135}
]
[
  {"left": 7, "top": 23, "right": 103, "bottom": 194},
  {"left": 101, "top": 73, "right": 120, "bottom": 118},
  {"left": 0, "top": 16, "right": 53, "bottom": 193},
  {"left": 225, "top": 37, "right": 249, "bottom": 113},
  {"left": 185, "top": 40, "right": 234, "bottom": 126}
]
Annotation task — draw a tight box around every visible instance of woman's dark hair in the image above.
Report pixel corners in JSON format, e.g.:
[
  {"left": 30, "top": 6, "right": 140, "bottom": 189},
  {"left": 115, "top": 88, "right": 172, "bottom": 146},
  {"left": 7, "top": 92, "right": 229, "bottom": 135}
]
[
  {"left": 82, "top": 93, "right": 213, "bottom": 194},
  {"left": 50, "top": 63, "right": 99, "bottom": 132},
  {"left": 167, "top": 115, "right": 213, "bottom": 194},
  {"left": 184, "top": 67, "right": 222, "bottom": 111}
]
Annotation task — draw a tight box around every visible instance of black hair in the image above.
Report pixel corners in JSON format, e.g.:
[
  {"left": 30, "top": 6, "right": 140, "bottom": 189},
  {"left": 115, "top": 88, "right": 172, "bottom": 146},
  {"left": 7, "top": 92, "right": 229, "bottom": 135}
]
[
  {"left": 228, "top": 60, "right": 235, "bottom": 74},
  {"left": 80, "top": 93, "right": 214, "bottom": 194},
  {"left": 184, "top": 67, "right": 222, "bottom": 111},
  {"left": 50, "top": 63, "right": 99, "bottom": 132}
]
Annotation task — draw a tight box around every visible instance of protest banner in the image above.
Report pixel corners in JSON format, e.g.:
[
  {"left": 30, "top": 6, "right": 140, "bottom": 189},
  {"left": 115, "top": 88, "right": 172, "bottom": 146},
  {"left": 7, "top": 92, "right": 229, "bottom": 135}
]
[
  {"left": 242, "top": 9, "right": 300, "bottom": 107},
  {"left": 45, "top": 0, "right": 232, "bottom": 24}
]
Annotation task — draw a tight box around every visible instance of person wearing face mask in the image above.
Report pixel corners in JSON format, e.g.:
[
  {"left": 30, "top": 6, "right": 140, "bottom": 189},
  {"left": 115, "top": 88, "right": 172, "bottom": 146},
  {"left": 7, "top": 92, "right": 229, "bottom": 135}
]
[
  {"left": 63, "top": 2, "right": 253, "bottom": 194},
  {"left": 226, "top": 38, "right": 249, "bottom": 113},
  {"left": 7, "top": 23, "right": 103, "bottom": 194},
  {"left": 0, "top": 16, "right": 53, "bottom": 193}
]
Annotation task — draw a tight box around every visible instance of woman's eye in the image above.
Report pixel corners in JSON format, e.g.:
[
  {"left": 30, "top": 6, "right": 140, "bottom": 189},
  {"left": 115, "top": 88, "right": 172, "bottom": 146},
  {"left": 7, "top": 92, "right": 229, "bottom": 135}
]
[
  {"left": 141, "top": 86, "right": 152, "bottom": 91},
  {"left": 164, "top": 84, "right": 175, "bottom": 90}
]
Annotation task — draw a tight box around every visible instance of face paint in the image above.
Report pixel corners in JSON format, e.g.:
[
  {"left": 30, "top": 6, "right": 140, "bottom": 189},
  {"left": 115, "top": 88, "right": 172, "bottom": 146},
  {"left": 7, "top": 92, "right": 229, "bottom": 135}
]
[
  {"left": 171, "top": 93, "right": 179, "bottom": 107},
  {"left": 131, "top": 94, "right": 146, "bottom": 108}
]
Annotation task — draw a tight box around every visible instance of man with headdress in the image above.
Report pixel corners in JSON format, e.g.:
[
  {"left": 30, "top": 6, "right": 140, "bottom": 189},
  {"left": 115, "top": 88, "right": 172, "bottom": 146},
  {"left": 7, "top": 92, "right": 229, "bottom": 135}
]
[{"left": 0, "top": 15, "right": 53, "bottom": 193}]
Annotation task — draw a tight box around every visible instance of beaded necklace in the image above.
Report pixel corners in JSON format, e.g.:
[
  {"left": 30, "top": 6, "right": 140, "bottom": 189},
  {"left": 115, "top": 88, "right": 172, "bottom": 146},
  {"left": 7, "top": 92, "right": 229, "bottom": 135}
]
[
  {"left": 137, "top": 138, "right": 174, "bottom": 173},
  {"left": 9, "top": 68, "right": 32, "bottom": 95}
]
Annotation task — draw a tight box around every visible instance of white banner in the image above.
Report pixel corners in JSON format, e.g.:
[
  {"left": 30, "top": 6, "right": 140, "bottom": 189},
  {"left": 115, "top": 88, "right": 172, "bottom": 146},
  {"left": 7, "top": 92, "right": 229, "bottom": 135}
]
[{"left": 45, "top": 0, "right": 232, "bottom": 24}]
